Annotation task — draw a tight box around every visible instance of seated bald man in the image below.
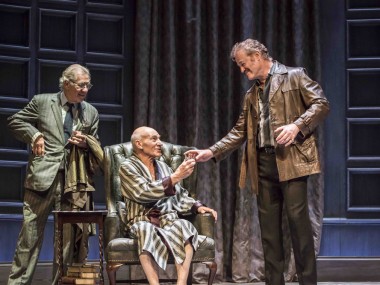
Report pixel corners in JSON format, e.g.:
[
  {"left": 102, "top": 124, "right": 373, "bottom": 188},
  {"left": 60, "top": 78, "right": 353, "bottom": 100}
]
[{"left": 119, "top": 126, "right": 217, "bottom": 285}]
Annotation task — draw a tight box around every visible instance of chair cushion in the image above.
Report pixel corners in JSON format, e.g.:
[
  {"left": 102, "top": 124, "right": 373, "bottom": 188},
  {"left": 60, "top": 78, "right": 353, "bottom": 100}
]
[{"left": 106, "top": 238, "right": 140, "bottom": 263}]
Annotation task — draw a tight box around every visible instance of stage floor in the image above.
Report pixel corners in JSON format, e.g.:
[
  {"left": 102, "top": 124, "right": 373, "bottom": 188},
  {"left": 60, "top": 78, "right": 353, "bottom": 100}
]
[{"left": 1, "top": 263, "right": 379, "bottom": 285}]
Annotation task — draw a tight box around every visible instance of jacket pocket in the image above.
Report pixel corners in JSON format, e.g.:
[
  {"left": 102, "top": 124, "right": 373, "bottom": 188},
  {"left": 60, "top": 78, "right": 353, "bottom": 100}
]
[{"left": 293, "top": 136, "right": 317, "bottom": 163}]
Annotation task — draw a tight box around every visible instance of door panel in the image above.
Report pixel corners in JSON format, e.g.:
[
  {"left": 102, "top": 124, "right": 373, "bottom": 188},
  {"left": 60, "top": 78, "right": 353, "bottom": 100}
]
[
  {"left": 0, "top": 0, "right": 134, "bottom": 262},
  {"left": 320, "top": 0, "right": 380, "bottom": 256}
]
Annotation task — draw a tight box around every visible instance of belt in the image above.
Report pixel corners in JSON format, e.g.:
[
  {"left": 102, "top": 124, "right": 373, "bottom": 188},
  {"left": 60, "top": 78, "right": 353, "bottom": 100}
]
[{"left": 257, "top": 145, "right": 275, "bottom": 154}]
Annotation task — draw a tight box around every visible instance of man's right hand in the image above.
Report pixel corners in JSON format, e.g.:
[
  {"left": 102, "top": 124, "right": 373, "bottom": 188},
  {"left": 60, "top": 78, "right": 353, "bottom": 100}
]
[
  {"left": 33, "top": 136, "right": 45, "bottom": 156},
  {"left": 171, "top": 158, "right": 196, "bottom": 185},
  {"left": 184, "top": 149, "right": 214, "bottom": 162}
]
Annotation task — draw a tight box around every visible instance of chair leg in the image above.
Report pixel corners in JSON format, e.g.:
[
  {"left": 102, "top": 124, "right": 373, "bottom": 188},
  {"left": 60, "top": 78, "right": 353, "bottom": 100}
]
[
  {"left": 204, "top": 261, "right": 217, "bottom": 285},
  {"left": 106, "top": 262, "right": 123, "bottom": 285}
]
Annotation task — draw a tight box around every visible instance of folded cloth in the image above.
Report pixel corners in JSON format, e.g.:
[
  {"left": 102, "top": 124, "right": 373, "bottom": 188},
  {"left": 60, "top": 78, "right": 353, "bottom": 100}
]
[
  {"left": 63, "top": 135, "right": 104, "bottom": 242},
  {"left": 64, "top": 135, "right": 103, "bottom": 208}
]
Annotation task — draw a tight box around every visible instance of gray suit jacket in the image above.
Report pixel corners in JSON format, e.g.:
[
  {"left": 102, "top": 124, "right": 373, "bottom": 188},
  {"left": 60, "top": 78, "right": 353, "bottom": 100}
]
[{"left": 8, "top": 92, "right": 100, "bottom": 191}]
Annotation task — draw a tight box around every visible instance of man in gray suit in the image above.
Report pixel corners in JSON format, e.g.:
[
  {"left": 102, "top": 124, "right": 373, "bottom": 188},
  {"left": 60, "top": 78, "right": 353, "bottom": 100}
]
[{"left": 7, "top": 64, "right": 101, "bottom": 285}]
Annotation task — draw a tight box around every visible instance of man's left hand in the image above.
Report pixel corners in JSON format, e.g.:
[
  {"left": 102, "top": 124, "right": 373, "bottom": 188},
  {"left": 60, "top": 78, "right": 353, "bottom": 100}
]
[
  {"left": 197, "top": 206, "right": 217, "bottom": 222},
  {"left": 68, "top": 130, "right": 88, "bottom": 149},
  {"left": 274, "top": 123, "right": 300, "bottom": 146}
]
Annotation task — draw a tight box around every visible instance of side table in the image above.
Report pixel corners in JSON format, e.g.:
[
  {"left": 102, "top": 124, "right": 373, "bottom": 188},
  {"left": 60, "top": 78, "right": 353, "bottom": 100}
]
[{"left": 53, "top": 210, "right": 108, "bottom": 285}]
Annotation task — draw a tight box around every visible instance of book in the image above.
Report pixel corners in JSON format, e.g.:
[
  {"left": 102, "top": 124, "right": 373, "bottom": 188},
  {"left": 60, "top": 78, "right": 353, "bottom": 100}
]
[
  {"left": 66, "top": 272, "right": 100, "bottom": 278},
  {"left": 64, "top": 263, "right": 101, "bottom": 284},
  {"left": 61, "top": 276, "right": 97, "bottom": 285},
  {"left": 67, "top": 264, "right": 100, "bottom": 273}
]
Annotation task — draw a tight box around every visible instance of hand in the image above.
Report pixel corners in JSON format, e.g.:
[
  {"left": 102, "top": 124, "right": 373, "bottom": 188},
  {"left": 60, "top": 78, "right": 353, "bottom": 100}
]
[
  {"left": 197, "top": 206, "right": 218, "bottom": 222},
  {"left": 33, "top": 136, "right": 45, "bottom": 156},
  {"left": 184, "top": 149, "right": 214, "bottom": 162},
  {"left": 68, "top": 131, "right": 88, "bottom": 149},
  {"left": 170, "top": 158, "right": 196, "bottom": 185},
  {"left": 184, "top": 152, "right": 196, "bottom": 161},
  {"left": 274, "top": 123, "right": 299, "bottom": 147}
]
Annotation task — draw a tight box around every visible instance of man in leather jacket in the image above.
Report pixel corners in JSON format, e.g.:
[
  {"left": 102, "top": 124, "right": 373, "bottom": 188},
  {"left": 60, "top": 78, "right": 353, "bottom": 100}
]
[{"left": 185, "top": 38, "right": 329, "bottom": 285}]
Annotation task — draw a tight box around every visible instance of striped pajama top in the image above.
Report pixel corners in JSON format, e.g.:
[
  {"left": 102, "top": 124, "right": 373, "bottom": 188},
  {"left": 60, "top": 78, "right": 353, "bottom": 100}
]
[{"left": 119, "top": 154, "right": 205, "bottom": 269}]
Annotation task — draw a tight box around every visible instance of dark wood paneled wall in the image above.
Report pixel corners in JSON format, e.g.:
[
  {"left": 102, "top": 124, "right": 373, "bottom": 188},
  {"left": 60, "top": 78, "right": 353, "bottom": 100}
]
[
  {"left": 320, "top": 0, "right": 380, "bottom": 257},
  {"left": 0, "top": 0, "right": 135, "bottom": 262}
]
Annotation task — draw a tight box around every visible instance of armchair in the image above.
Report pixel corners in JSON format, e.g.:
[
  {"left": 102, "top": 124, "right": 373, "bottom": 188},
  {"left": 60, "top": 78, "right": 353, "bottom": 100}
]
[{"left": 103, "top": 141, "right": 217, "bottom": 285}]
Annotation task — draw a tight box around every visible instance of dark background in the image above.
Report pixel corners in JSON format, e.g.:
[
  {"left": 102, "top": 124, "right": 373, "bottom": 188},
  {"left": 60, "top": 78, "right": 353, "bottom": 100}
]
[{"left": 0, "top": 0, "right": 380, "bottom": 282}]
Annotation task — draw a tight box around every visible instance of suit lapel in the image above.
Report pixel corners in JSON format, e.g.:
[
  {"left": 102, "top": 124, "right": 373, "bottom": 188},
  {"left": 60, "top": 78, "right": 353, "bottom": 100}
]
[{"left": 51, "top": 93, "right": 65, "bottom": 141}]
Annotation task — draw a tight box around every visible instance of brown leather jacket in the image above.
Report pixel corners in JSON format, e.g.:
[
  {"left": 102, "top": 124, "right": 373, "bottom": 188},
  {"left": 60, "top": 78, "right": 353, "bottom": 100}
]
[{"left": 210, "top": 61, "right": 330, "bottom": 194}]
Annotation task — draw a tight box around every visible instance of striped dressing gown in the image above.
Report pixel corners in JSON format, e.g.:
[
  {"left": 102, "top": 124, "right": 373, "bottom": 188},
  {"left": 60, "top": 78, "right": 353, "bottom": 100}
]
[{"left": 119, "top": 155, "right": 206, "bottom": 269}]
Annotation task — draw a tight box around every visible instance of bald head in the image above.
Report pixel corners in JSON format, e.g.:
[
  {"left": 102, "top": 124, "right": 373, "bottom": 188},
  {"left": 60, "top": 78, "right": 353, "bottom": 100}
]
[
  {"left": 131, "top": 126, "right": 154, "bottom": 146},
  {"left": 131, "top": 127, "right": 162, "bottom": 158}
]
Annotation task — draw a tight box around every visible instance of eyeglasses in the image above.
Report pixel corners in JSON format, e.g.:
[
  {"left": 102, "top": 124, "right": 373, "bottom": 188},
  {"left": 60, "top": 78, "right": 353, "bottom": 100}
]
[{"left": 69, "top": 79, "right": 93, "bottom": 90}]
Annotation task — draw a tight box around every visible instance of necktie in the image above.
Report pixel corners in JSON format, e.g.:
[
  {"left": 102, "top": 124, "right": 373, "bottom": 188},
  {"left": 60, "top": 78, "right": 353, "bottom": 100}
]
[{"left": 63, "top": 103, "right": 74, "bottom": 142}]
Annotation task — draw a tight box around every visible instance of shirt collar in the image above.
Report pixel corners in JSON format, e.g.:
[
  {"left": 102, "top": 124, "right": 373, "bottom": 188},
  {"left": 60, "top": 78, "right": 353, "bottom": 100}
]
[
  {"left": 60, "top": 92, "right": 77, "bottom": 108},
  {"left": 254, "top": 60, "right": 276, "bottom": 87}
]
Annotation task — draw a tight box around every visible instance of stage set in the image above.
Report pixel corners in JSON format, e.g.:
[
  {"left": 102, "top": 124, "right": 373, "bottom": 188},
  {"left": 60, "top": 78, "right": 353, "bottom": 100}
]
[{"left": 1, "top": 0, "right": 380, "bottom": 284}]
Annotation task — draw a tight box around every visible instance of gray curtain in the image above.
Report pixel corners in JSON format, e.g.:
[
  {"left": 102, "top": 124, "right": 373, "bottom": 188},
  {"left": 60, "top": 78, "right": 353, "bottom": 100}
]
[{"left": 133, "top": 0, "right": 323, "bottom": 282}]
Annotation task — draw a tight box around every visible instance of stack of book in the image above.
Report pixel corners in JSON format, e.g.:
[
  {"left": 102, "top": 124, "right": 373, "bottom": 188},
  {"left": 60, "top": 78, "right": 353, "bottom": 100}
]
[{"left": 61, "top": 263, "right": 100, "bottom": 285}]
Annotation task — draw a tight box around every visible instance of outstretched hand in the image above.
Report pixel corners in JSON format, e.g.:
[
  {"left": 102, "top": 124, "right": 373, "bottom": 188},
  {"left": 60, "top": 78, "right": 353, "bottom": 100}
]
[
  {"left": 184, "top": 149, "right": 214, "bottom": 162},
  {"left": 170, "top": 158, "right": 196, "bottom": 185}
]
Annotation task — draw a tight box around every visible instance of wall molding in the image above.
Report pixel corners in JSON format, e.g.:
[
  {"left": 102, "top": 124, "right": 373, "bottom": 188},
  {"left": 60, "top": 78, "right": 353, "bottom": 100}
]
[{"left": 318, "top": 257, "right": 380, "bottom": 281}]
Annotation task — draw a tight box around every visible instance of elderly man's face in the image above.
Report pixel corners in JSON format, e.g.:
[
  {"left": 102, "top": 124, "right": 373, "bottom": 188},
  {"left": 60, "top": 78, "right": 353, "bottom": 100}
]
[
  {"left": 64, "top": 73, "right": 91, "bottom": 103},
  {"left": 235, "top": 49, "right": 263, "bottom": 81},
  {"left": 139, "top": 129, "right": 163, "bottom": 158}
]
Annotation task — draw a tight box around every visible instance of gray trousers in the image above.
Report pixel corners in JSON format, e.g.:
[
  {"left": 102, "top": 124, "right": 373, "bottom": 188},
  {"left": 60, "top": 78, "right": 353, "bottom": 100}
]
[{"left": 7, "top": 171, "right": 90, "bottom": 285}]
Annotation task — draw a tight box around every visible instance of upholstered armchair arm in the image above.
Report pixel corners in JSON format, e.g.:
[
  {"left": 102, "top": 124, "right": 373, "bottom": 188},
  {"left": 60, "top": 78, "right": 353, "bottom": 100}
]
[
  {"left": 104, "top": 213, "right": 121, "bottom": 253},
  {"left": 187, "top": 213, "right": 215, "bottom": 239}
]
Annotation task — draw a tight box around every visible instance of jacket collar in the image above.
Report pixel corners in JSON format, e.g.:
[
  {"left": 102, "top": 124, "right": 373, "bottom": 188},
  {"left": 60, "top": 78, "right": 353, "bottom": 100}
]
[
  {"left": 271, "top": 60, "right": 287, "bottom": 75},
  {"left": 268, "top": 61, "right": 287, "bottom": 101},
  {"left": 246, "top": 60, "right": 287, "bottom": 91}
]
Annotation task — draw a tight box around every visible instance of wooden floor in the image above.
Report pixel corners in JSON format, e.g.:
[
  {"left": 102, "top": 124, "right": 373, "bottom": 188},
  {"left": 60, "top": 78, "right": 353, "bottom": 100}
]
[{"left": 1, "top": 263, "right": 379, "bottom": 285}]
